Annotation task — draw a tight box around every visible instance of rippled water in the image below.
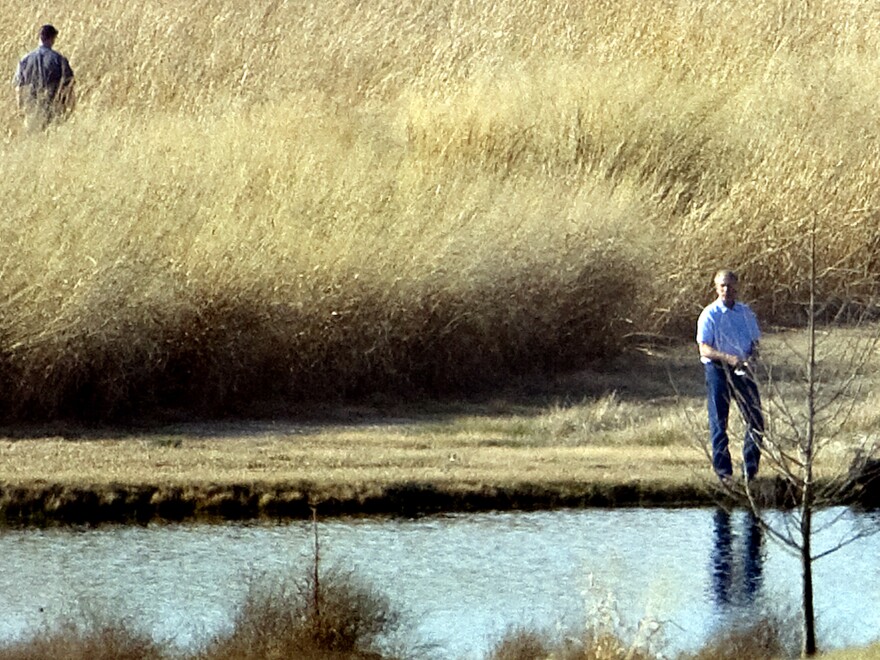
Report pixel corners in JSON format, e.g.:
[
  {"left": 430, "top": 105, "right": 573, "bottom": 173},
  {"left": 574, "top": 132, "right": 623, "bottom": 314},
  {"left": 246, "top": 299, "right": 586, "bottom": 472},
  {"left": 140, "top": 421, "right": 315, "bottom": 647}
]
[{"left": 0, "top": 507, "right": 877, "bottom": 658}]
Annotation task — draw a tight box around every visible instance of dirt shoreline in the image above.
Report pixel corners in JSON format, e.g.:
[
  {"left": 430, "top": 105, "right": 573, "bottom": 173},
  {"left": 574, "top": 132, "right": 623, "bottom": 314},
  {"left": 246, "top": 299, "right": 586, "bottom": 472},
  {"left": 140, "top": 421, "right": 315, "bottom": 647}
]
[
  {"left": 2, "top": 475, "right": 875, "bottom": 527},
  {"left": 0, "top": 479, "right": 717, "bottom": 527}
]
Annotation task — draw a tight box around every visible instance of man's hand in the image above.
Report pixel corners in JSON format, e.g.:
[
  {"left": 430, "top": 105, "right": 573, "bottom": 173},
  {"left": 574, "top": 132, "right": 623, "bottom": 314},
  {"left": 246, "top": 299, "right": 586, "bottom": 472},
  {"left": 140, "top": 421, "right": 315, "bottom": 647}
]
[
  {"left": 700, "top": 342, "right": 742, "bottom": 367},
  {"left": 724, "top": 353, "right": 742, "bottom": 369}
]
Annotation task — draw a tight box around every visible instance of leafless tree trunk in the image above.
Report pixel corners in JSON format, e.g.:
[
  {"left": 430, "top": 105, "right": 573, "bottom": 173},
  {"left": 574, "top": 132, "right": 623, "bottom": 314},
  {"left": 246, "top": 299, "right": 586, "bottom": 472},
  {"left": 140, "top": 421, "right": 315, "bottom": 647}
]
[{"left": 800, "top": 221, "right": 817, "bottom": 657}]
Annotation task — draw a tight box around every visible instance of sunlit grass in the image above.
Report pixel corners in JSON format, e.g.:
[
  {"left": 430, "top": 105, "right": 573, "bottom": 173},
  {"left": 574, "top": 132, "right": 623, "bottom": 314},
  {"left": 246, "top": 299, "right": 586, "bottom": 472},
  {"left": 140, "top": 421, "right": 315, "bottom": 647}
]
[
  {"left": 2, "top": 1, "right": 880, "bottom": 417},
  {"left": 817, "top": 644, "right": 880, "bottom": 660}
]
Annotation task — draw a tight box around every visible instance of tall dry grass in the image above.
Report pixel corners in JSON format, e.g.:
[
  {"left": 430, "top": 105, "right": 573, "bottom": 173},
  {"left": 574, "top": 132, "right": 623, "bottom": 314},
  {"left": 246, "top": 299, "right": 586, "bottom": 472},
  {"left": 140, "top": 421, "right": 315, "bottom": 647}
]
[{"left": 2, "top": 0, "right": 880, "bottom": 417}]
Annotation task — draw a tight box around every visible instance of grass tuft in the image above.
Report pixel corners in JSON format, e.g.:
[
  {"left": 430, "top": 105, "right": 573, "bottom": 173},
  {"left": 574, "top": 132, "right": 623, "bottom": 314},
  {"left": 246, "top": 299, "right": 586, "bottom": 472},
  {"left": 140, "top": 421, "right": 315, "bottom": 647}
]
[
  {"left": 679, "top": 614, "right": 797, "bottom": 660},
  {"left": 198, "top": 568, "right": 403, "bottom": 660},
  {"left": 0, "top": 618, "right": 164, "bottom": 660},
  {"left": 488, "top": 627, "right": 553, "bottom": 660}
]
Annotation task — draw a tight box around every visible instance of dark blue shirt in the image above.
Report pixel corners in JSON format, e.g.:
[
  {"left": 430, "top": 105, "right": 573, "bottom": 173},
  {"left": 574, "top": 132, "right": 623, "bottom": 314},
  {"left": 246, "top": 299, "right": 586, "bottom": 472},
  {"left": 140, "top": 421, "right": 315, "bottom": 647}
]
[{"left": 14, "top": 45, "right": 74, "bottom": 104}]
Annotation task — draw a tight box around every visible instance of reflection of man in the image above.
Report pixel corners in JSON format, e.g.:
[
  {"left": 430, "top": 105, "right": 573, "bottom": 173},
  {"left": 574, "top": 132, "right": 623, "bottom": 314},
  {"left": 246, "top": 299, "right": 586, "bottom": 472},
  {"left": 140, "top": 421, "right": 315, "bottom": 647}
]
[
  {"left": 13, "top": 24, "right": 75, "bottom": 131},
  {"left": 697, "top": 270, "right": 764, "bottom": 482},
  {"left": 710, "top": 507, "right": 764, "bottom": 607}
]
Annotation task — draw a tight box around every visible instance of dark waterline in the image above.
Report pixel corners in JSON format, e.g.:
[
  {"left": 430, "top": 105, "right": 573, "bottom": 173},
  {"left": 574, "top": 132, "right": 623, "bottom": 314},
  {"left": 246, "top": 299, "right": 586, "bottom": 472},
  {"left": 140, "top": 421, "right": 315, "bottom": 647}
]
[{"left": 0, "top": 507, "right": 877, "bottom": 658}]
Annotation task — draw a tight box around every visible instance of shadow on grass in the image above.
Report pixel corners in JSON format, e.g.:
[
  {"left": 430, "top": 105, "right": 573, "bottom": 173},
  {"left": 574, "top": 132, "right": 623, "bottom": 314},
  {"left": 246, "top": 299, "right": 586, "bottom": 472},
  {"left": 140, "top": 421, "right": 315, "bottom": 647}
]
[{"left": 0, "top": 339, "right": 704, "bottom": 441}]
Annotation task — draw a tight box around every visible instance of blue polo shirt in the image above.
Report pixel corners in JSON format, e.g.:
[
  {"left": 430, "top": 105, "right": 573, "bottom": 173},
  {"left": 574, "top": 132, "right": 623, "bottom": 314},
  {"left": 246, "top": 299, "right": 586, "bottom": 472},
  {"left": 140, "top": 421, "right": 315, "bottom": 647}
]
[{"left": 696, "top": 300, "right": 760, "bottom": 364}]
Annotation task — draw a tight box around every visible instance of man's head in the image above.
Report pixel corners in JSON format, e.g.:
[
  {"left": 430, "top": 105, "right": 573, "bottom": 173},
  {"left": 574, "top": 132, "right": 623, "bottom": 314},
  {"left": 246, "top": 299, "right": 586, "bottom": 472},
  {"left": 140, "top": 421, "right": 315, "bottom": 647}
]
[
  {"left": 714, "top": 269, "right": 738, "bottom": 308},
  {"left": 39, "top": 24, "right": 58, "bottom": 46}
]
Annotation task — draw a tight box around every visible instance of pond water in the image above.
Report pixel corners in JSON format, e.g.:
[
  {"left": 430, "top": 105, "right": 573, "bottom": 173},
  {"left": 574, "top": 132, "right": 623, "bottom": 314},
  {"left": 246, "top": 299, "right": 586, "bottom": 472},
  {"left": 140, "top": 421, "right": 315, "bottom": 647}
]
[{"left": 0, "top": 507, "right": 877, "bottom": 658}]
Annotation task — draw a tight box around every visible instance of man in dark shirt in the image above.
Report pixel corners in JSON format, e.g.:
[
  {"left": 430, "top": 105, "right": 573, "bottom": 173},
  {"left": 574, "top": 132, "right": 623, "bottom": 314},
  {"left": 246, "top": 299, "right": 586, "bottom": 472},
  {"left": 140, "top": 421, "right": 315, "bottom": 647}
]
[{"left": 13, "top": 24, "right": 75, "bottom": 131}]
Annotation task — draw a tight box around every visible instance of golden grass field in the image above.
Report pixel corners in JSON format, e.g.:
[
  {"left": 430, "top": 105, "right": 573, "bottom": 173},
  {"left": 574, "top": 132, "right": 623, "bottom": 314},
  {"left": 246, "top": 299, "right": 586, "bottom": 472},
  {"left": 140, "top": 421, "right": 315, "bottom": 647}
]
[{"left": 2, "top": 0, "right": 880, "bottom": 419}]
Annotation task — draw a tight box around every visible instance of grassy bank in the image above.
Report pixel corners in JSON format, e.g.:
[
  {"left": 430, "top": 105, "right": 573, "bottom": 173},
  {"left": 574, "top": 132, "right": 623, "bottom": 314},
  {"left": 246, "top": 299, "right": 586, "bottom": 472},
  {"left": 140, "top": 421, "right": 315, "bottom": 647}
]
[
  {"left": 1, "top": 332, "right": 877, "bottom": 525},
  {"left": 2, "top": 1, "right": 880, "bottom": 418}
]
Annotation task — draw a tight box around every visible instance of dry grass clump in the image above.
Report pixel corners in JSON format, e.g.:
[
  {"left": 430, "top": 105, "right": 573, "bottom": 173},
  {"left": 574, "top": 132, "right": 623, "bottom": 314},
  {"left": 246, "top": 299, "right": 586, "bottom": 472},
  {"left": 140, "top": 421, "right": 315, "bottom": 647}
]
[
  {"left": 0, "top": 618, "right": 164, "bottom": 660},
  {"left": 488, "top": 627, "right": 659, "bottom": 660},
  {"left": 488, "top": 576, "right": 666, "bottom": 660},
  {"left": 0, "top": 580, "right": 865, "bottom": 660},
  {"left": 487, "top": 615, "right": 799, "bottom": 660},
  {"left": 679, "top": 615, "right": 797, "bottom": 660},
  {"left": 0, "top": 564, "right": 405, "bottom": 660},
  {"left": 197, "top": 568, "right": 403, "bottom": 660},
  {"left": 2, "top": 1, "right": 880, "bottom": 418},
  {"left": 488, "top": 627, "right": 553, "bottom": 660}
]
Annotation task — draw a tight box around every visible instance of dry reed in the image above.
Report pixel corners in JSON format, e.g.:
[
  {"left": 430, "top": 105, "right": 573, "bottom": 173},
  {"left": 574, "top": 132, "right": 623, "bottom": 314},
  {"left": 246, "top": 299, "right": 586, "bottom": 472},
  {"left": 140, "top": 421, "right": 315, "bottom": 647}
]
[{"left": 2, "top": 1, "right": 880, "bottom": 418}]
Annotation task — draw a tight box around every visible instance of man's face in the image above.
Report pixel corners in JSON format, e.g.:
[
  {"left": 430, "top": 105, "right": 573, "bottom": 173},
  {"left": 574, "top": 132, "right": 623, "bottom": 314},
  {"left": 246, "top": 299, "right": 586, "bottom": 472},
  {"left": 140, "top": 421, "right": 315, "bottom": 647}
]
[{"left": 715, "top": 274, "right": 737, "bottom": 307}]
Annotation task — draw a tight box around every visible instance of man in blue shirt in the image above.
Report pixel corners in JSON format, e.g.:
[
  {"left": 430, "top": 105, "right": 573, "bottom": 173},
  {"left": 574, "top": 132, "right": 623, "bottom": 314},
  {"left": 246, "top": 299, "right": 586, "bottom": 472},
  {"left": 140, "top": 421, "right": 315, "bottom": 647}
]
[
  {"left": 13, "top": 24, "right": 75, "bottom": 131},
  {"left": 697, "top": 270, "right": 763, "bottom": 482}
]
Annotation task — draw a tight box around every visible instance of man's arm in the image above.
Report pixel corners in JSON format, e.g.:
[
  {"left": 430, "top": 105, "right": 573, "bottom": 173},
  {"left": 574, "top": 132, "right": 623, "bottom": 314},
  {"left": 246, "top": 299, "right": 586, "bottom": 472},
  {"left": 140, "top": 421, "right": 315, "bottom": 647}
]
[
  {"left": 16, "top": 84, "right": 28, "bottom": 110},
  {"left": 12, "top": 61, "right": 26, "bottom": 110},
  {"left": 699, "top": 342, "right": 745, "bottom": 368},
  {"left": 57, "top": 79, "right": 75, "bottom": 112},
  {"left": 60, "top": 58, "right": 75, "bottom": 111}
]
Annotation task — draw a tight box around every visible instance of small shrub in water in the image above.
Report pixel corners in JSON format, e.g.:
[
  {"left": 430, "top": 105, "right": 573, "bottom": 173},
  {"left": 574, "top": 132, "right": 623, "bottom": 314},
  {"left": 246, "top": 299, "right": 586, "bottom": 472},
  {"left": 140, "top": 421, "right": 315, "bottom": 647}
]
[
  {"left": 199, "top": 568, "right": 401, "bottom": 660},
  {"left": 488, "top": 627, "right": 552, "bottom": 660}
]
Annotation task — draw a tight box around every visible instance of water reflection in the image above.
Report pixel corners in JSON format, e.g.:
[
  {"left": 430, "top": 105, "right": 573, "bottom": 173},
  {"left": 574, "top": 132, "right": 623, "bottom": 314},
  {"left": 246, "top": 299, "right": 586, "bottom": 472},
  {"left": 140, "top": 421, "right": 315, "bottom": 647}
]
[
  {"left": 710, "top": 507, "right": 764, "bottom": 608},
  {"left": 0, "top": 508, "right": 876, "bottom": 658}
]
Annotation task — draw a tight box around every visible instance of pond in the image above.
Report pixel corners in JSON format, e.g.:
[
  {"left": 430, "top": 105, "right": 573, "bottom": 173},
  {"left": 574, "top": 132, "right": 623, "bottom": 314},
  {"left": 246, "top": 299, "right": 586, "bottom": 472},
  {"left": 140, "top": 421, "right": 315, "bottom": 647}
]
[{"left": 0, "top": 507, "right": 877, "bottom": 658}]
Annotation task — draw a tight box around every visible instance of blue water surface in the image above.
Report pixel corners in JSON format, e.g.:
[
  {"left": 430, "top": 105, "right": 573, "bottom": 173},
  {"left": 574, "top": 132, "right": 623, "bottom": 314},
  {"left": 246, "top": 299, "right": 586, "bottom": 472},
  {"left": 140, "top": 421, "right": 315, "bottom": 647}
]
[{"left": 0, "top": 507, "right": 877, "bottom": 658}]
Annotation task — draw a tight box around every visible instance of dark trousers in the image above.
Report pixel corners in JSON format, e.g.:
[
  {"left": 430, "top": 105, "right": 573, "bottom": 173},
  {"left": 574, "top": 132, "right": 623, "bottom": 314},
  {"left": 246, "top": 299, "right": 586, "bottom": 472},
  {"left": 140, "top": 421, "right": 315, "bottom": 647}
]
[{"left": 705, "top": 362, "right": 763, "bottom": 479}]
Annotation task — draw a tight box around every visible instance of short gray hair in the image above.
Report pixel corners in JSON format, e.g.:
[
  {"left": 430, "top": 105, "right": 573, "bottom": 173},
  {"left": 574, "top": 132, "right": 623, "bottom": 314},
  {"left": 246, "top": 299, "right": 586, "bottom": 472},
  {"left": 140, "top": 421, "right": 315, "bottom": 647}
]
[{"left": 714, "top": 269, "right": 738, "bottom": 285}]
